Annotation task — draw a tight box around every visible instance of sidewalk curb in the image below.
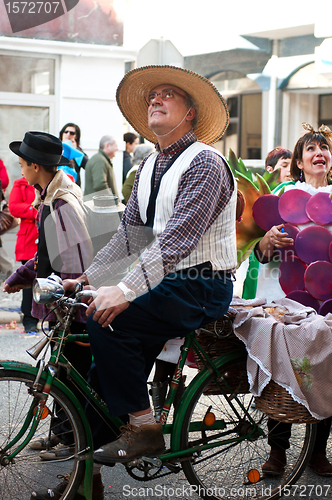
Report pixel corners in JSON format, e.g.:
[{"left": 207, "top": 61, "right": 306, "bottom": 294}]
[{"left": 0, "top": 311, "right": 22, "bottom": 324}]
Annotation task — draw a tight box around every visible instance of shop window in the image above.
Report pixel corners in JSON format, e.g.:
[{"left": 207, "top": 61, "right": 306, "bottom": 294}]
[
  {"left": 211, "top": 71, "right": 261, "bottom": 159},
  {"left": 241, "top": 94, "right": 262, "bottom": 160},
  {"left": 227, "top": 96, "right": 238, "bottom": 119},
  {"left": 319, "top": 94, "right": 332, "bottom": 127},
  {"left": 0, "top": 55, "right": 54, "bottom": 94}
]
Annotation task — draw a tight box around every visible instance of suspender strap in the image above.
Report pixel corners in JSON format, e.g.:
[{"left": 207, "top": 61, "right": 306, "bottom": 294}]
[{"left": 145, "top": 141, "right": 195, "bottom": 228}]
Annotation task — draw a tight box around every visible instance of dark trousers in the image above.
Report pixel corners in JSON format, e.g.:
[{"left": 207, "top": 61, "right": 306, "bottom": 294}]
[
  {"left": 51, "top": 320, "right": 92, "bottom": 445},
  {"left": 86, "top": 272, "right": 233, "bottom": 445},
  {"left": 21, "top": 260, "right": 38, "bottom": 329},
  {"left": 268, "top": 417, "right": 332, "bottom": 455},
  {"left": 153, "top": 359, "right": 177, "bottom": 383}
]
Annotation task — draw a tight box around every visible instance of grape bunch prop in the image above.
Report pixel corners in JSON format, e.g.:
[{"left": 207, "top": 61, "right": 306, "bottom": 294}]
[{"left": 252, "top": 189, "right": 332, "bottom": 314}]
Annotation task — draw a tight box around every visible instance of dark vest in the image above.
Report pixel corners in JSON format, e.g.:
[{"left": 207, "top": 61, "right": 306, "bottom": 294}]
[{"left": 37, "top": 204, "right": 63, "bottom": 278}]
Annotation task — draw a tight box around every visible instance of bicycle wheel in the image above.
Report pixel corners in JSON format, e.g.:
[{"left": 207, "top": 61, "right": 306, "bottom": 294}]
[
  {"left": 181, "top": 360, "right": 316, "bottom": 500},
  {"left": 0, "top": 369, "right": 87, "bottom": 500}
]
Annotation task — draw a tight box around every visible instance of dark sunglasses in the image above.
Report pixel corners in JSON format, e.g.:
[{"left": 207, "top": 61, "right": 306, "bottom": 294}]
[{"left": 64, "top": 130, "right": 76, "bottom": 136}]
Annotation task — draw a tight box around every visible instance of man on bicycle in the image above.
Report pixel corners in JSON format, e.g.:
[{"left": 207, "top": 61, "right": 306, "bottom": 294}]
[{"left": 34, "top": 65, "right": 238, "bottom": 500}]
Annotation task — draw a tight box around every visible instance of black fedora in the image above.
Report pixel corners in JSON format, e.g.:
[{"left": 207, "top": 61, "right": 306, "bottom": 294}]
[{"left": 9, "top": 131, "right": 70, "bottom": 167}]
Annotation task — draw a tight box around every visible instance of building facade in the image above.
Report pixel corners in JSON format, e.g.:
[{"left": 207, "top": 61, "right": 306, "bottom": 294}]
[
  {"left": 184, "top": 24, "right": 332, "bottom": 162},
  {"left": 0, "top": 0, "right": 136, "bottom": 191}
]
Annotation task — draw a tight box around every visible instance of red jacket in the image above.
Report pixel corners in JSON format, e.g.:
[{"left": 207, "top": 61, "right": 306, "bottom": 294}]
[
  {"left": 8, "top": 178, "right": 38, "bottom": 261},
  {"left": 0, "top": 159, "right": 9, "bottom": 191}
]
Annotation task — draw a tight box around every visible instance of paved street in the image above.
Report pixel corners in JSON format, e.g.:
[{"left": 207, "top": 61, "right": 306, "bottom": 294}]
[
  {"left": 0, "top": 319, "right": 202, "bottom": 500},
  {"left": 1, "top": 318, "right": 332, "bottom": 499},
  {"left": 0, "top": 227, "right": 332, "bottom": 499}
]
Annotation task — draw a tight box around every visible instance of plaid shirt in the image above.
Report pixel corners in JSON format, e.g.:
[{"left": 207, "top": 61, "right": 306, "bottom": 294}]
[{"left": 85, "top": 131, "right": 234, "bottom": 295}]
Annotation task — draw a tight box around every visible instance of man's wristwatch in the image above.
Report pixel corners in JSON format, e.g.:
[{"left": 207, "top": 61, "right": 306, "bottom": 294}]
[{"left": 117, "top": 282, "right": 136, "bottom": 302}]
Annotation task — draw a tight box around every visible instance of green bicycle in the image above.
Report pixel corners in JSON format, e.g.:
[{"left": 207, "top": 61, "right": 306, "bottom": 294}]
[{"left": 0, "top": 274, "right": 316, "bottom": 500}]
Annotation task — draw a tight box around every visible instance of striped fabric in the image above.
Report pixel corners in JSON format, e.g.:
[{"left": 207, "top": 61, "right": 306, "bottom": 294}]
[{"left": 138, "top": 142, "right": 237, "bottom": 272}]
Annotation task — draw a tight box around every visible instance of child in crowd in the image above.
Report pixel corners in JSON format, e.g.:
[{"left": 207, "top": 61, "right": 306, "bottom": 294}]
[{"left": 265, "top": 146, "right": 292, "bottom": 183}]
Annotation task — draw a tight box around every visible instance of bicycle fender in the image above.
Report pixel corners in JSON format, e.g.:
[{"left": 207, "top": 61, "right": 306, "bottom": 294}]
[
  {"left": 0, "top": 360, "right": 94, "bottom": 458},
  {"left": 170, "top": 349, "right": 247, "bottom": 451},
  {"left": 0, "top": 360, "right": 35, "bottom": 370}
]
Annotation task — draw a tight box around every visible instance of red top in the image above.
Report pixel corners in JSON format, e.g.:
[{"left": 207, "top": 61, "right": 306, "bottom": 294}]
[
  {"left": 8, "top": 177, "right": 38, "bottom": 261},
  {"left": 0, "top": 159, "right": 9, "bottom": 191}
]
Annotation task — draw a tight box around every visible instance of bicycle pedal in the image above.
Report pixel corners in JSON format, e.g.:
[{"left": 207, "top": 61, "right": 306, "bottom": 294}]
[
  {"left": 141, "top": 456, "right": 162, "bottom": 467},
  {"left": 163, "top": 461, "right": 181, "bottom": 473}
]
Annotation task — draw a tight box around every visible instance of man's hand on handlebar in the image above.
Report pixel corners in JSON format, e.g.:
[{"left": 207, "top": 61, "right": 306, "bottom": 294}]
[
  {"left": 86, "top": 286, "right": 130, "bottom": 328},
  {"left": 63, "top": 279, "right": 130, "bottom": 328},
  {"left": 62, "top": 276, "right": 88, "bottom": 294},
  {"left": 63, "top": 278, "right": 97, "bottom": 306}
]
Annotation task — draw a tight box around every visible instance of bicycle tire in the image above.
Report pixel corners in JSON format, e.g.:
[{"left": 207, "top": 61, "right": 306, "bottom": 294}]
[
  {"left": 0, "top": 369, "right": 87, "bottom": 500},
  {"left": 181, "top": 360, "right": 316, "bottom": 500}
]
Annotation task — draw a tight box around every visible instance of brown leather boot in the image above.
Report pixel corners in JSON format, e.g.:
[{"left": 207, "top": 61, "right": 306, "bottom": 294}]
[
  {"left": 93, "top": 423, "right": 165, "bottom": 464},
  {"left": 262, "top": 448, "right": 286, "bottom": 476},
  {"left": 308, "top": 453, "right": 332, "bottom": 477}
]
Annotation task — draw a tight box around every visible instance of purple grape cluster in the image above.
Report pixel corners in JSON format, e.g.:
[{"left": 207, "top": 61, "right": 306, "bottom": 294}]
[{"left": 252, "top": 190, "right": 332, "bottom": 314}]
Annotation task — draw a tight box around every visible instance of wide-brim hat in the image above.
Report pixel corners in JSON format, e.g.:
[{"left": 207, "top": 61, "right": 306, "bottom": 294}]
[
  {"left": 116, "top": 65, "right": 229, "bottom": 145},
  {"left": 9, "top": 131, "right": 70, "bottom": 167}
]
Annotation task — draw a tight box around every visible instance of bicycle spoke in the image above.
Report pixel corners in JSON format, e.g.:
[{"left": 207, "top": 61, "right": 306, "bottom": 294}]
[
  {"left": 0, "top": 370, "right": 87, "bottom": 500},
  {"left": 181, "top": 361, "right": 316, "bottom": 500}
]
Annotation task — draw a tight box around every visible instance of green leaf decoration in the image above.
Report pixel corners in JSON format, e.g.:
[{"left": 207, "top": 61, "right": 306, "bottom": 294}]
[
  {"left": 237, "top": 237, "right": 263, "bottom": 267},
  {"left": 236, "top": 171, "right": 260, "bottom": 191},
  {"left": 256, "top": 173, "right": 272, "bottom": 195},
  {"left": 228, "top": 149, "right": 253, "bottom": 182},
  {"left": 239, "top": 158, "right": 253, "bottom": 182},
  {"left": 228, "top": 148, "right": 240, "bottom": 175},
  {"left": 262, "top": 168, "right": 281, "bottom": 191}
]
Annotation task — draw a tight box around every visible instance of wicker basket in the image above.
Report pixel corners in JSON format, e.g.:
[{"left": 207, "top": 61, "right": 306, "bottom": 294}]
[
  {"left": 255, "top": 380, "right": 318, "bottom": 424},
  {"left": 195, "top": 312, "right": 249, "bottom": 395}
]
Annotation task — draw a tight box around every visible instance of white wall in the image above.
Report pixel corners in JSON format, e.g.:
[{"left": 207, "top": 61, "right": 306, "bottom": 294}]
[
  {"left": 0, "top": 37, "right": 136, "bottom": 194},
  {"left": 59, "top": 54, "right": 129, "bottom": 195}
]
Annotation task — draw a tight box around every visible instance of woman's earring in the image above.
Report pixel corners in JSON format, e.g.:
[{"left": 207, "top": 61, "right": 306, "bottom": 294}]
[{"left": 300, "top": 170, "right": 303, "bottom": 181}]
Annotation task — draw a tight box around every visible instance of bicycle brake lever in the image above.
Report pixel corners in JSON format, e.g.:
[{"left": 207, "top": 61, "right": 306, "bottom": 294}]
[{"left": 74, "top": 281, "right": 85, "bottom": 293}]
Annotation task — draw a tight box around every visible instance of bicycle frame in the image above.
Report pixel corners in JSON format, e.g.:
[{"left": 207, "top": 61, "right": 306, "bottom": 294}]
[
  {"left": 1, "top": 277, "right": 318, "bottom": 500},
  {"left": 159, "top": 333, "right": 257, "bottom": 462},
  {"left": 1, "top": 318, "right": 250, "bottom": 500}
]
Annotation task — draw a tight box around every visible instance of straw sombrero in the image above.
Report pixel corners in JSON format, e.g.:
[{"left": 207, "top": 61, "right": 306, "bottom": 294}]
[{"left": 116, "top": 65, "right": 229, "bottom": 145}]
